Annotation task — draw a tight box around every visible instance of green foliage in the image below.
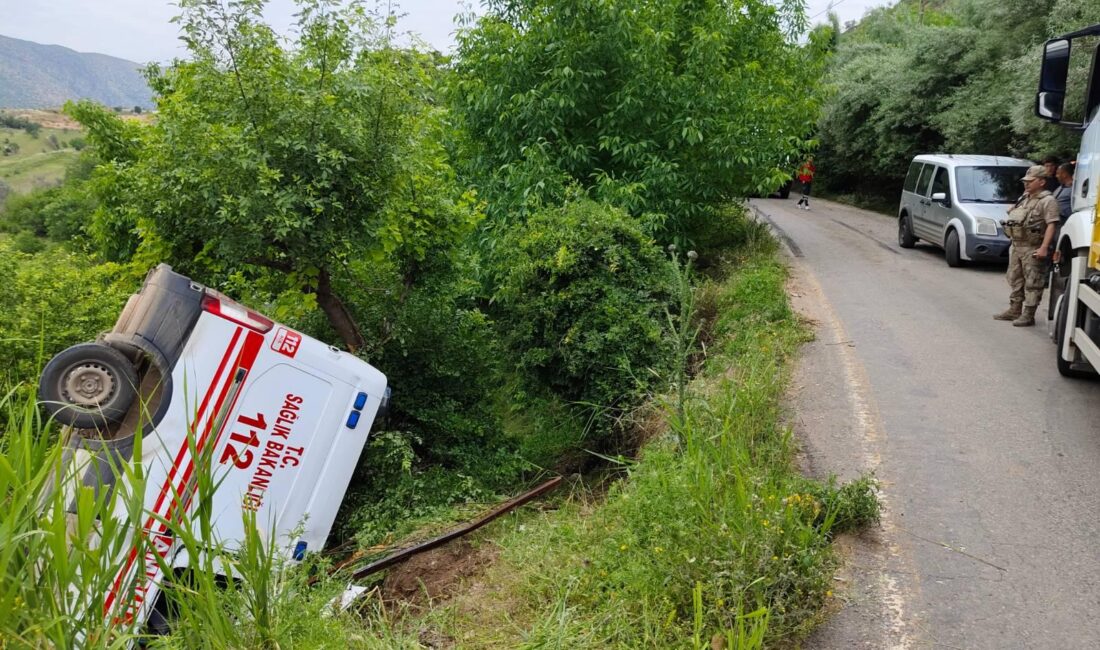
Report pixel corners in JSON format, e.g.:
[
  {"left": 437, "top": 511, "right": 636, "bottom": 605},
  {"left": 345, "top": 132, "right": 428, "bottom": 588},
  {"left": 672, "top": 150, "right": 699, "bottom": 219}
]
[
  {"left": 796, "top": 474, "right": 880, "bottom": 534},
  {"left": 0, "top": 240, "right": 131, "bottom": 388},
  {"left": 433, "top": 238, "right": 876, "bottom": 647},
  {"left": 816, "top": 0, "right": 1092, "bottom": 200},
  {"left": 1, "top": 152, "right": 99, "bottom": 243},
  {"left": 72, "top": 0, "right": 480, "bottom": 351},
  {"left": 494, "top": 198, "right": 676, "bottom": 431},
  {"left": 452, "top": 0, "right": 825, "bottom": 236}
]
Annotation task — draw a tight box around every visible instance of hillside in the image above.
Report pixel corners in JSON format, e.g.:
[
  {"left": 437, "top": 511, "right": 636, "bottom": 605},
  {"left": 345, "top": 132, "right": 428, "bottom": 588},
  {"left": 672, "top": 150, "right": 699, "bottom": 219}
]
[{"left": 0, "top": 35, "right": 152, "bottom": 109}]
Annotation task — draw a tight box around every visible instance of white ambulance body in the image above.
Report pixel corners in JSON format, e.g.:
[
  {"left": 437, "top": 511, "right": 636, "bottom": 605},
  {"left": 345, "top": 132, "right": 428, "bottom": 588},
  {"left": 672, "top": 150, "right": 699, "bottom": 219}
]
[{"left": 39, "top": 264, "right": 387, "bottom": 628}]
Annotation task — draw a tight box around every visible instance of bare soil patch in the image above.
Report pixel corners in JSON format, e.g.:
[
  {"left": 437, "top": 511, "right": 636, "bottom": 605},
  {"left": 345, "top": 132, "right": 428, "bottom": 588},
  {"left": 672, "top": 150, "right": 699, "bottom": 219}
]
[
  {"left": 380, "top": 538, "right": 499, "bottom": 610},
  {"left": 4, "top": 109, "right": 81, "bottom": 130}
]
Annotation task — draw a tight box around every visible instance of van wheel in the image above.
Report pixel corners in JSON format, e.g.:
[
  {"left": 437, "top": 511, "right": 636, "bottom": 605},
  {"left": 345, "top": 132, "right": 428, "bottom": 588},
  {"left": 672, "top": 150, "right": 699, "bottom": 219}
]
[
  {"left": 39, "top": 343, "right": 138, "bottom": 429},
  {"left": 945, "top": 229, "right": 964, "bottom": 267},
  {"left": 898, "top": 214, "right": 917, "bottom": 248}
]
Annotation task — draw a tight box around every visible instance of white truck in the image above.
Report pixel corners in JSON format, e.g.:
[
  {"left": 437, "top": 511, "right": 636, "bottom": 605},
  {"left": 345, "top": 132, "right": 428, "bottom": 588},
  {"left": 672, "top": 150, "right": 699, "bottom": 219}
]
[
  {"left": 1035, "top": 27, "right": 1100, "bottom": 377},
  {"left": 38, "top": 264, "right": 388, "bottom": 630}
]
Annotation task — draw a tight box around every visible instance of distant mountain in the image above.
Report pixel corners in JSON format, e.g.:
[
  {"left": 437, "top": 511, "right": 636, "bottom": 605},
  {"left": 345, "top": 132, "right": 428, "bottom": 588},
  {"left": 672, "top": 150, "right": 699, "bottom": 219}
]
[{"left": 0, "top": 35, "right": 152, "bottom": 109}]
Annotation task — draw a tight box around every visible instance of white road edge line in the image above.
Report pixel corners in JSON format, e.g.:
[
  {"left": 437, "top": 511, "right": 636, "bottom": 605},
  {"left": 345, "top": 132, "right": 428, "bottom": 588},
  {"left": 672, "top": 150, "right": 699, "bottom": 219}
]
[
  {"left": 799, "top": 260, "right": 917, "bottom": 650},
  {"left": 757, "top": 201, "right": 919, "bottom": 648}
]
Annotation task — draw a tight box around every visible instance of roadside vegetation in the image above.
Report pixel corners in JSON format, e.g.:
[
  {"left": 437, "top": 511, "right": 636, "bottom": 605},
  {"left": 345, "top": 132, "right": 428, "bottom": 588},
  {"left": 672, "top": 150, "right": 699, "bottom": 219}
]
[
  {"left": 403, "top": 224, "right": 879, "bottom": 648},
  {"left": 814, "top": 0, "right": 1092, "bottom": 209},
  {"left": 1, "top": 0, "right": 879, "bottom": 646}
]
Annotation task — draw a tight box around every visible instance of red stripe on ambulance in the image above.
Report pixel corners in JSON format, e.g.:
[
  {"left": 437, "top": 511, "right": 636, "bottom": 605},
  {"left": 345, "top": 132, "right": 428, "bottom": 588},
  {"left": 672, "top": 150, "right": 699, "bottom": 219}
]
[{"left": 103, "top": 328, "right": 265, "bottom": 623}]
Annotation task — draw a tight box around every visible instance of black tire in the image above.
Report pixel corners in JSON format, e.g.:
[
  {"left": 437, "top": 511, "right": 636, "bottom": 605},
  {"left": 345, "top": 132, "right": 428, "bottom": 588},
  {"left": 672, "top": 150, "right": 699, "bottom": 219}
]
[
  {"left": 1053, "top": 292, "right": 1092, "bottom": 378},
  {"left": 898, "top": 214, "right": 917, "bottom": 248},
  {"left": 39, "top": 342, "right": 138, "bottom": 429},
  {"left": 944, "top": 229, "right": 964, "bottom": 267},
  {"left": 1047, "top": 267, "right": 1066, "bottom": 321}
]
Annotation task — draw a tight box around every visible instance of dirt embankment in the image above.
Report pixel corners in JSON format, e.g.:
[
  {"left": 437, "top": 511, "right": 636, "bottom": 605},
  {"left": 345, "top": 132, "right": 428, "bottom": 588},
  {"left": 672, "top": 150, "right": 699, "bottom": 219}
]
[{"left": 3, "top": 108, "right": 153, "bottom": 129}]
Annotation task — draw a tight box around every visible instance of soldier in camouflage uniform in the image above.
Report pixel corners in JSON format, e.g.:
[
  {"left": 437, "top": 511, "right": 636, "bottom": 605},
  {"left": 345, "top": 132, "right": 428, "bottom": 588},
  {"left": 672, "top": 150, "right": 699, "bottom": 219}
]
[{"left": 994, "top": 165, "right": 1061, "bottom": 326}]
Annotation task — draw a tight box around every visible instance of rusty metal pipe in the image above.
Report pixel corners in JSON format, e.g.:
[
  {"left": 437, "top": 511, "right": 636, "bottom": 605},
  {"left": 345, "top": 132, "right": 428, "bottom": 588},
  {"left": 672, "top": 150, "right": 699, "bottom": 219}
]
[{"left": 348, "top": 476, "right": 562, "bottom": 581}]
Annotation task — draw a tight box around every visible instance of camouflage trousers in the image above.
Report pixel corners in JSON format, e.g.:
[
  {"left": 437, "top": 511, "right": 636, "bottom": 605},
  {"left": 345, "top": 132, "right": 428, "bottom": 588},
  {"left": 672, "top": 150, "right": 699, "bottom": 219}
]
[{"left": 1007, "top": 243, "right": 1047, "bottom": 308}]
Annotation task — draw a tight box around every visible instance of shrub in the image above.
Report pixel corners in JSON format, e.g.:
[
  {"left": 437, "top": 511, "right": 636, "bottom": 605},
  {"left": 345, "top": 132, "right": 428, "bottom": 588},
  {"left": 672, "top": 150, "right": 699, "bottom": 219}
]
[
  {"left": 493, "top": 198, "right": 676, "bottom": 433},
  {"left": 0, "top": 242, "right": 132, "bottom": 388}
]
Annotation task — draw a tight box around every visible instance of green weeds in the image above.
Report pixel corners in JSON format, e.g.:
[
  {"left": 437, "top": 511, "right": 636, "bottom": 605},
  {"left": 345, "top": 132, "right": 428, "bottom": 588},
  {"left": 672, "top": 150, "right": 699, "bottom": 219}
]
[
  {"left": 416, "top": 219, "right": 878, "bottom": 647},
  {"left": 0, "top": 385, "right": 367, "bottom": 649}
]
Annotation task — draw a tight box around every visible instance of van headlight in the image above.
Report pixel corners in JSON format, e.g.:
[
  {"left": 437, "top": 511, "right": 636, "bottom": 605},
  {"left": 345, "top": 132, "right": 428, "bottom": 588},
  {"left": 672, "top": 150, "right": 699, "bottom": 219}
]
[{"left": 976, "top": 218, "right": 999, "bottom": 236}]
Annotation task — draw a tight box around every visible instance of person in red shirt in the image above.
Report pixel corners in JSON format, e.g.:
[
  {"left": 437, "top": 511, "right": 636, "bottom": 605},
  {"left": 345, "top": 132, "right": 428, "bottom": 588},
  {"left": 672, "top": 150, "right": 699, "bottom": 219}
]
[{"left": 796, "top": 157, "right": 815, "bottom": 210}]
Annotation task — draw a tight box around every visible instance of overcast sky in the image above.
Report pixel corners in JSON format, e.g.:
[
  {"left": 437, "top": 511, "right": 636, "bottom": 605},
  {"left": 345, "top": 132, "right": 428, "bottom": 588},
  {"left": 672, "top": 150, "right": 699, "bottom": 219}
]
[{"left": 0, "top": 0, "right": 890, "bottom": 64}]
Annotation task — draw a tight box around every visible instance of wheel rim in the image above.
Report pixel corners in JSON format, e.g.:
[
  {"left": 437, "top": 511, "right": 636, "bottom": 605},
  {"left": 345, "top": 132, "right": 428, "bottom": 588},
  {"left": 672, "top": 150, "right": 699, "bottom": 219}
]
[{"left": 62, "top": 363, "right": 116, "bottom": 406}]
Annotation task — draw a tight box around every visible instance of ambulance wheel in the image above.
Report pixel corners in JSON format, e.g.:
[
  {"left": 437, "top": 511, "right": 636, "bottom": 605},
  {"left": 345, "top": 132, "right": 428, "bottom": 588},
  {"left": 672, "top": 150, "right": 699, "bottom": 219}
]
[{"left": 39, "top": 342, "right": 138, "bottom": 429}]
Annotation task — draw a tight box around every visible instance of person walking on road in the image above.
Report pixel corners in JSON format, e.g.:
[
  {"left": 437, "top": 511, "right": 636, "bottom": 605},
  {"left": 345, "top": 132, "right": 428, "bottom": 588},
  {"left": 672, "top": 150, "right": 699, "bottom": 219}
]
[
  {"left": 795, "top": 157, "right": 815, "bottom": 210},
  {"left": 994, "top": 165, "right": 1060, "bottom": 327}
]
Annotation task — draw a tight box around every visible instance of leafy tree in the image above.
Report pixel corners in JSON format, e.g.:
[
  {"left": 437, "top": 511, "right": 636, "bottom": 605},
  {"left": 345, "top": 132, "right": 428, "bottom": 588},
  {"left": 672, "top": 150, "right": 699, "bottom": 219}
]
[
  {"left": 815, "top": 0, "right": 1093, "bottom": 200},
  {"left": 452, "top": 0, "right": 825, "bottom": 238},
  {"left": 72, "top": 0, "right": 479, "bottom": 353}
]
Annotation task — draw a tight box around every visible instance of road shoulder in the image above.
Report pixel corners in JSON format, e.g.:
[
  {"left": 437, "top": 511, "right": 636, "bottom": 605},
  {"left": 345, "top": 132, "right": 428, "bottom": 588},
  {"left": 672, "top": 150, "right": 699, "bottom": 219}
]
[{"left": 774, "top": 212, "right": 924, "bottom": 649}]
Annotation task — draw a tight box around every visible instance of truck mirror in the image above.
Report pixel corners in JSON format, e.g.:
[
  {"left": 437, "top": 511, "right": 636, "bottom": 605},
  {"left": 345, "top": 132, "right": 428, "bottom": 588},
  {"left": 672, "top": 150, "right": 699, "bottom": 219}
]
[
  {"left": 931, "top": 192, "right": 947, "bottom": 203},
  {"left": 1035, "top": 39, "right": 1070, "bottom": 122}
]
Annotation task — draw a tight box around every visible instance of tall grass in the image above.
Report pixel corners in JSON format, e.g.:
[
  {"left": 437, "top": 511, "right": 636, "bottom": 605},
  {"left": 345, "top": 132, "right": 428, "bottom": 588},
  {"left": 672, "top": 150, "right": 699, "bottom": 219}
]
[
  {"left": 0, "top": 385, "right": 146, "bottom": 648},
  {"left": 0, "top": 384, "right": 371, "bottom": 649},
  {"left": 425, "top": 220, "right": 879, "bottom": 648}
]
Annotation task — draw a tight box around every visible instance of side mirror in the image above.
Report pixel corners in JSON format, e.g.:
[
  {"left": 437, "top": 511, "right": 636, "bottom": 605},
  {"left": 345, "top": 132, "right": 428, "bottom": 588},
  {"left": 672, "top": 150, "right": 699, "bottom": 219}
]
[
  {"left": 931, "top": 192, "right": 947, "bottom": 203},
  {"left": 1035, "top": 39, "right": 1070, "bottom": 122}
]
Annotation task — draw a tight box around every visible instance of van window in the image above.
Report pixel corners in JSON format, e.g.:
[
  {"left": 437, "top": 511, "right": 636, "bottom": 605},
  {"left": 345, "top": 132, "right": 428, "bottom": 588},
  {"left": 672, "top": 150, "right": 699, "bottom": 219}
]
[
  {"left": 903, "top": 162, "right": 926, "bottom": 193},
  {"left": 931, "top": 166, "right": 950, "bottom": 202},
  {"left": 914, "top": 163, "right": 935, "bottom": 196},
  {"left": 955, "top": 166, "right": 1030, "bottom": 203}
]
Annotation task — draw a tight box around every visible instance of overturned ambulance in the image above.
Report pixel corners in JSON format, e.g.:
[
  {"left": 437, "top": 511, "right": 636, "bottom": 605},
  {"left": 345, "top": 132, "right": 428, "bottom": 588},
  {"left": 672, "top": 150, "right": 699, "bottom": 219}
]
[{"left": 38, "top": 264, "right": 388, "bottom": 628}]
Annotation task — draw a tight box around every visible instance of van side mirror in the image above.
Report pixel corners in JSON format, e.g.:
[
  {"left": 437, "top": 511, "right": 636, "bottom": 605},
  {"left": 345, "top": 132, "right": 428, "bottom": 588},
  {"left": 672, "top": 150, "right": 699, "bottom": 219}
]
[{"left": 931, "top": 192, "right": 948, "bottom": 204}]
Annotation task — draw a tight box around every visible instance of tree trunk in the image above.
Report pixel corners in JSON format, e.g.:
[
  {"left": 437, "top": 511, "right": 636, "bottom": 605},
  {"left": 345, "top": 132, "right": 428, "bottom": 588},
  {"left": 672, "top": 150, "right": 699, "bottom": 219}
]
[{"left": 314, "top": 267, "right": 366, "bottom": 354}]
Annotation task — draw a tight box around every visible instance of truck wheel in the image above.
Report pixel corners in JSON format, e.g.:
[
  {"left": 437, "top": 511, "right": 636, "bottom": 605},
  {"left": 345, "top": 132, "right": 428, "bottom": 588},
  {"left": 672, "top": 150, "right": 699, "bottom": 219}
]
[
  {"left": 1053, "top": 293, "right": 1092, "bottom": 378},
  {"left": 39, "top": 343, "right": 138, "bottom": 429},
  {"left": 898, "top": 214, "right": 917, "bottom": 248},
  {"left": 944, "top": 229, "right": 964, "bottom": 267},
  {"left": 1047, "top": 269, "right": 1065, "bottom": 322}
]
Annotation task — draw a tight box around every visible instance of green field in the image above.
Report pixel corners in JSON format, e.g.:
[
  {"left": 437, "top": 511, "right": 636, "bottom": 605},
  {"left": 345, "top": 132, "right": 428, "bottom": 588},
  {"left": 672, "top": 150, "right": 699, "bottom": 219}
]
[{"left": 0, "top": 126, "right": 81, "bottom": 195}]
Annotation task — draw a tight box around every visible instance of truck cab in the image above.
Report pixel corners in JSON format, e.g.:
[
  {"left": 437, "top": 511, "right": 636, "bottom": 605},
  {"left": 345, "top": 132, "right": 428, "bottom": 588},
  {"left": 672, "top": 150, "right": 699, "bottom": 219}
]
[{"left": 1035, "top": 27, "right": 1100, "bottom": 376}]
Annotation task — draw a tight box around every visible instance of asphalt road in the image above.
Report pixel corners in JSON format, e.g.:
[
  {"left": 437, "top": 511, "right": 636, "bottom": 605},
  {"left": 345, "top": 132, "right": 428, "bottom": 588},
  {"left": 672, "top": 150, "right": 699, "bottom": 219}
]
[{"left": 751, "top": 198, "right": 1100, "bottom": 649}]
